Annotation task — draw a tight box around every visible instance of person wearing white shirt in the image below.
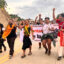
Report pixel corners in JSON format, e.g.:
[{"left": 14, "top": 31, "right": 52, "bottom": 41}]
[
  {"left": 49, "top": 22, "right": 59, "bottom": 46},
  {"left": 41, "top": 17, "right": 53, "bottom": 55}
]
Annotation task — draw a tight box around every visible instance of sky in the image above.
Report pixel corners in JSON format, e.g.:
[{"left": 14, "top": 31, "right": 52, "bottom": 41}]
[{"left": 5, "top": 0, "right": 64, "bottom": 20}]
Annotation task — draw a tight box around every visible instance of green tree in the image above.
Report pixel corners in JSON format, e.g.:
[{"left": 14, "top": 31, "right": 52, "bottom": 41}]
[
  {"left": 0, "top": 0, "right": 7, "bottom": 8},
  {"left": 10, "top": 14, "right": 24, "bottom": 21}
]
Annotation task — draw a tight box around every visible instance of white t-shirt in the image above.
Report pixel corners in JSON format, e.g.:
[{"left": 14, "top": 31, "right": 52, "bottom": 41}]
[{"left": 43, "top": 23, "right": 51, "bottom": 34}]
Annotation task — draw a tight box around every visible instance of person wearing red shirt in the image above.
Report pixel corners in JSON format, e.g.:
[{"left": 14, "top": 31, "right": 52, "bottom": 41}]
[{"left": 53, "top": 8, "right": 64, "bottom": 61}]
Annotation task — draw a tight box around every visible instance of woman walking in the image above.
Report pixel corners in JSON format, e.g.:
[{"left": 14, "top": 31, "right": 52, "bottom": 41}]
[{"left": 19, "top": 19, "right": 33, "bottom": 58}]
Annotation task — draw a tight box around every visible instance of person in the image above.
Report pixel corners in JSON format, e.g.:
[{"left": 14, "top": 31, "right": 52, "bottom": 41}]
[
  {"left": 19, "top": 19, "right": 33, "bottom": 58},
  {"left": 19, "top": 21, "right": 24, "bottom": 42},
  {"left": 0, "top": 23, "right": 6, "bottom": 53},
  {"left": 50, "top": 21, "right": 59, "bottom": 47},
  {"left": 2, "top": 19, "right": 17, "bottom": 59},
  {"left": 35, "top": 14, "right": 43, "bottom": 24},
  {"left": 53, "top": 8, "right": 64, "bottom": 60},
  {"left": 35, "top": 14, "right": 44, "bottom": 49},
  {"left": 41, "top": 17, "right": 53, "bottom": 55}
]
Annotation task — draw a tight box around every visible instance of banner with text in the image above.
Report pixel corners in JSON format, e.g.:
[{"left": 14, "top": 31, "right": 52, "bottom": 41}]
[{"left": 32, "top": 25, "right": 43, "bottom": 41}]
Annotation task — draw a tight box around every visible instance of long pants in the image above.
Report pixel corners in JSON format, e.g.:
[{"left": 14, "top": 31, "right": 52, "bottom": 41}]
[
  {"left": 58, "top": 47, "right": 64, "bottom": 57},
  {"left": 57, "top": 37, "right": 64, "bottom": 57},
  {"left": 0, "top": 40, "right": 6, "bottom": 52},
  {"left": 7, "top": 37, "right": 16, "bottom": 56}
]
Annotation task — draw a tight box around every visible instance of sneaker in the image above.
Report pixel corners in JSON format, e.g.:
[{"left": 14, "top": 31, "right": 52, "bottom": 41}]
[
  {"left": 45, "top": 49, "right": 48, "bottom": 54},
  {"left": 57, "top": 57, "right": 62, "bottom": 61},
  {"left": 39, "top": 47, "right": 41, "bottom": 49},
  {"left": 9, "top": 55, "right": 13, "bottom": 59},
  {"left": 48, "top": 50, "right": 51, "bottom": 55},
  {"left": 28, "top": 52, "right": 32, "bottom": 56}
]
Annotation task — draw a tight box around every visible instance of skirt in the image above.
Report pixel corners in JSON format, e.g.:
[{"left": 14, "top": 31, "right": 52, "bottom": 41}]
[
  {"left": 41, "top": 33, "right": 53, "bottom": 41},
  {"left": 22, "top": 35, "right": 32, "bottom": 50}
]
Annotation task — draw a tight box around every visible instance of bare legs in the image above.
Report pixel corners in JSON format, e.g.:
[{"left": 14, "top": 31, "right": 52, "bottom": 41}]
[
  {"left": 42, "top": 39, "right": 52, "bottom": 55},
  {"left": 28, "top": 45, "right": 32, "bottom": 55},
  {"left": 42, "top": 40, "right": 48, "bottom": 54},
  {"left": 47, "top": 39, "right": 51, "bottom": 55},
  {"left": 39, "top": 42, "right": 41, "bottom": 49},
  {"left": 21, "top": 45, "right": 32, "bottom": 58}
]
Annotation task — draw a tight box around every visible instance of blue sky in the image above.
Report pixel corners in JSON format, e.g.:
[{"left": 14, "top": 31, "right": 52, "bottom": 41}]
[{"left": 5, "top": 0, "right": 64, "bottom": 20}]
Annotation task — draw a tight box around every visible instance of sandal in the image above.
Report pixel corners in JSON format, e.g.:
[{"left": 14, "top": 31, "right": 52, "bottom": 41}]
[
  {"left": 28, "top": 52, "right": 32, "bottom": 55},
  {"left": 9, "top": 55, "right": 13, "bottom": 59},
  {"left": 21, "top": 55, "right": 26, "bottom": 58}
]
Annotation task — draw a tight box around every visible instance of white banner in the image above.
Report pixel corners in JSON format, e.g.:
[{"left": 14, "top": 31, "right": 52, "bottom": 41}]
[{"left": 32, "top": 25, "right": 43, "bottom": 41}]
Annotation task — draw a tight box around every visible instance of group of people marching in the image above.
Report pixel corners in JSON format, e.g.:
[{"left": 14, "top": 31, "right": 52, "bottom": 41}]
[{"left": 0, "top": 8, "right": 64, "bottom": 61}]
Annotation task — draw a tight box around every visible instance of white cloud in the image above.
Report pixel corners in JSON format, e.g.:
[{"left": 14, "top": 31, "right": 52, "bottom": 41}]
[{"left": 5, "top": 0, "right": 64, "bottom": 20}]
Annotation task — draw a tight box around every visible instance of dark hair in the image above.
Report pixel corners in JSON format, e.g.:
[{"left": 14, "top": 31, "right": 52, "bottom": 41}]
[
  {"left": 61, "top": 13, "right": 64, "bottom": 17},
  {"left": 25, "top": 19, "right": 29, "bottom": 22},
  {"left": 45, "top": 17, "right": 50, "bottom": 20}
]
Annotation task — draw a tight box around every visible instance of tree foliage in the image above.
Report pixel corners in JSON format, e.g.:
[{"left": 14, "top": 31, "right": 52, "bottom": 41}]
[
  {"left": 10, "top": 14, "right": 24, "bottom": 21},
  {"left": 0, "top": 0, "right": 7, "bottom": 8}
]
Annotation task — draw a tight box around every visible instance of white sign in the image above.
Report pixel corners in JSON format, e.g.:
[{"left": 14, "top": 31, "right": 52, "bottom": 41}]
[{"left": 32, "top": 25, "right": 43, "bottom": 41}]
